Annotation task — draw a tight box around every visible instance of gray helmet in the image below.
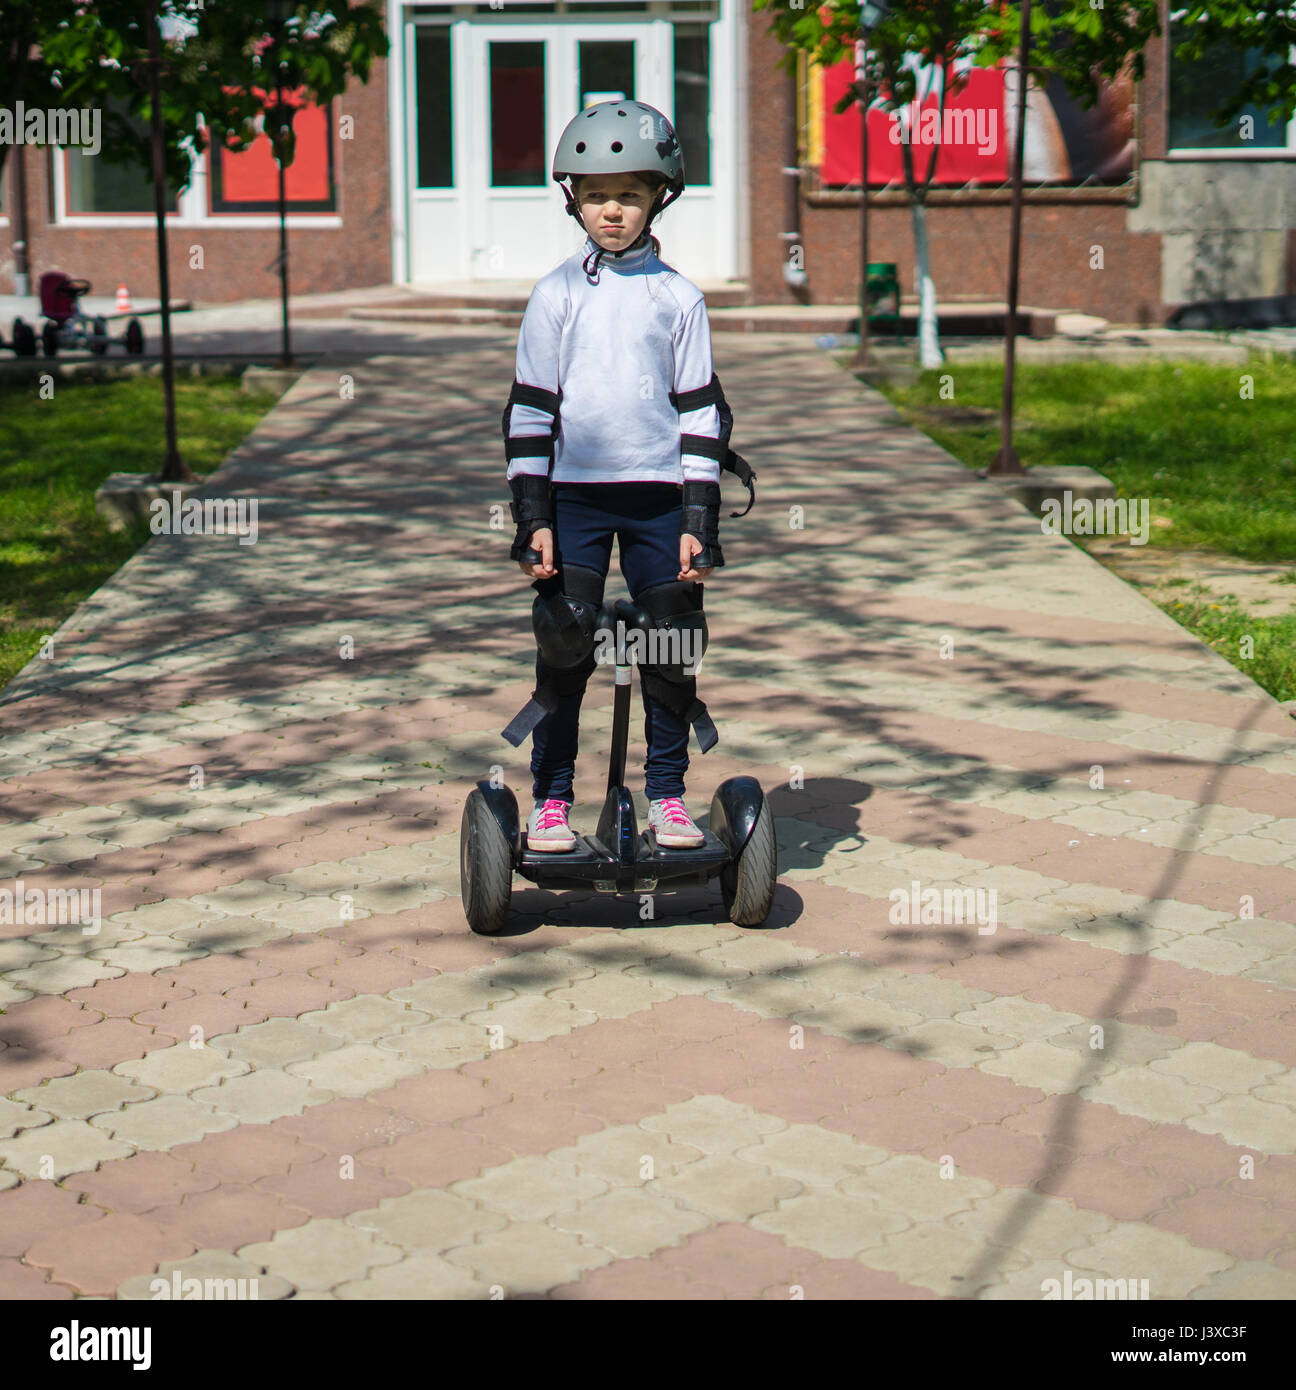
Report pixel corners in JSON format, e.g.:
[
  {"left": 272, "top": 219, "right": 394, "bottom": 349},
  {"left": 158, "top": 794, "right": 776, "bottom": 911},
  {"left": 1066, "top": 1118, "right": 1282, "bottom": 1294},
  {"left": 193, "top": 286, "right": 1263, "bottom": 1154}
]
[{"left": 552, "top": 100, "right": 685, "bottom": 235}]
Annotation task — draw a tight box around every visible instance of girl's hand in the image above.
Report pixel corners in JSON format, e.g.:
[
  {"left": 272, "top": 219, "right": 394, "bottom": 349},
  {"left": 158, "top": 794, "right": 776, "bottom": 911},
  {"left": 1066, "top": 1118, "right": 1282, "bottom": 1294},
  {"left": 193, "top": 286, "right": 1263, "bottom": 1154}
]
[
  {"left": 678, "top": 534, "right": 713, "bottom": 582},
  {"left": 519, "top": 527, "right": 556, "bottom": 579}
]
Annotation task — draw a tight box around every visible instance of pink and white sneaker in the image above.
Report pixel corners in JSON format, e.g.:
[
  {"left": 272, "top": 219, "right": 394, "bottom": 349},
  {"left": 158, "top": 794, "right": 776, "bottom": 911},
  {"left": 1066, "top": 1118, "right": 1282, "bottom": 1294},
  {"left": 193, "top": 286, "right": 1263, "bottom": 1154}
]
[
  {"left": 527, "top": 798, "right": 576, "bottom": 853},
  {"left": 648, "top": 796, "right": 704, "bottom": 849}
]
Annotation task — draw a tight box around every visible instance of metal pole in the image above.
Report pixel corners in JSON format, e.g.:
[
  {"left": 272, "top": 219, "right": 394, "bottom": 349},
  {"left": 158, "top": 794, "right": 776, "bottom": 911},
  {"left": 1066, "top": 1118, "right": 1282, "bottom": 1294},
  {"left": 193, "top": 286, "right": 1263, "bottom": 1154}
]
[
  {"left": 852, "top": 37, "right": 872, "bottom": 368},
  {"left": 992, "top": 0, "right": 1030, "bottom": 475},
  {"left": 146, "top": 0, "right": 194, "bottom": 483},
  {"left": 276, "top": 71, "right": 293, "bottom": 368}
]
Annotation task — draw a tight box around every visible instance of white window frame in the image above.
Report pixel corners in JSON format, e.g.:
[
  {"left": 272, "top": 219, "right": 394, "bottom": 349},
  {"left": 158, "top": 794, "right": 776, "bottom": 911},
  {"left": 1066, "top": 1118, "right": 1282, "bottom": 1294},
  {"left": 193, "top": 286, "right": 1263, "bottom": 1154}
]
[
  {"left": 51, "top": 120, "right": 343, "bottom": 227},
  {"left": 1165, "top": 6, "right": 1296, "bottom": 158}
]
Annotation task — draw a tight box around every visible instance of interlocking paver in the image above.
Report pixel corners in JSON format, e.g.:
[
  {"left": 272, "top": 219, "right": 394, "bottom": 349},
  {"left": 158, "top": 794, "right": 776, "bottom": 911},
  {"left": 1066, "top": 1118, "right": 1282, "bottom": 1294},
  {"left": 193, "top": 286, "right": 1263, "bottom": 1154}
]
[
  {"left": 0, "top": 1116, "right": 135, "bottom": 1178},
  {"left": 238, "top": 1217, "right": 404, "bottom": 1291}
]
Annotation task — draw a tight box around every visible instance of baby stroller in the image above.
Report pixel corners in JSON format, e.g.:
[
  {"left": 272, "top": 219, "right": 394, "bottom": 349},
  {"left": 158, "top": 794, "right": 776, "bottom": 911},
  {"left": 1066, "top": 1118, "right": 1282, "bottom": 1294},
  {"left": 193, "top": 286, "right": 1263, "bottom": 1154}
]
[{"left": 20, "top": 271, "right": 145, "bottom": 358}]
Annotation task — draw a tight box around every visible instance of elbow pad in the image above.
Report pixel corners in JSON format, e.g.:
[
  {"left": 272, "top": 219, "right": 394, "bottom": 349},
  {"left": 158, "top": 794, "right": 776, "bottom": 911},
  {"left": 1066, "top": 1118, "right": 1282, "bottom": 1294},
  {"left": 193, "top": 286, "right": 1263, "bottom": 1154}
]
[
  {"left": 509, "top": 473, "right": 555, "bottom": 562},
  {"left": 680, "top": 480, "right": 724, "bottom": 570}
]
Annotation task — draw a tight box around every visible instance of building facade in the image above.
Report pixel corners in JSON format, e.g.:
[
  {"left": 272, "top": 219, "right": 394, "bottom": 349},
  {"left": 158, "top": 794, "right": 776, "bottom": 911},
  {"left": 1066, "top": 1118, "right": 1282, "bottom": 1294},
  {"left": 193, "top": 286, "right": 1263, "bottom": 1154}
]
[{"left": 1, "top": 1, "right": 1292, "bottom": 324}]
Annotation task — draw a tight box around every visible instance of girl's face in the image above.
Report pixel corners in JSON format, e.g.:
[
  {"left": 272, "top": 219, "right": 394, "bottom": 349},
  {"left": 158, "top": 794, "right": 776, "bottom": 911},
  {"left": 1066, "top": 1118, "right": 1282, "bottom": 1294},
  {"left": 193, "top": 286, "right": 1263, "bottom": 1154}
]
[{"left": 576, "top": 174, "right": 658, "bottom": 251}]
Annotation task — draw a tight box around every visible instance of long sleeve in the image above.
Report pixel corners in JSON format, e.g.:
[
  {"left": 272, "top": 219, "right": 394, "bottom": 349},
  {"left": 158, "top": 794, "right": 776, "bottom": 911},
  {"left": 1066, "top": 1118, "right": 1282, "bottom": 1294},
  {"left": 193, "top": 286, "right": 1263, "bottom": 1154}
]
[
  {"left": 504, "top": 286, "right": 564, "bottom": 481},
  {"left": 673, "top": 299, "right": 723, "bottom": 486}
]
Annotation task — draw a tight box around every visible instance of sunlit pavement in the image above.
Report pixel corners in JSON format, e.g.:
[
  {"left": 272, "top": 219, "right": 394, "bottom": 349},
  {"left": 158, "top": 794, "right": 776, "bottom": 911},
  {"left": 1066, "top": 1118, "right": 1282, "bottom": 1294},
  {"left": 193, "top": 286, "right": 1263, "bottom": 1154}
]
[{"left": 1, "top": 327, "right": 1293, "bottom": 1299}]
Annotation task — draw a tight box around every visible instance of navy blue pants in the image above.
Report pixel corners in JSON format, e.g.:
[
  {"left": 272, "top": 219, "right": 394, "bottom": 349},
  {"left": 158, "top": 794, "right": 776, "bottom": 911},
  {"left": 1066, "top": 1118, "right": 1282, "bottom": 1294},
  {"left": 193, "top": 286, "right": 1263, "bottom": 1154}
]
[{"left": 530, "top": 482, "right": 692, "bottom": 805}]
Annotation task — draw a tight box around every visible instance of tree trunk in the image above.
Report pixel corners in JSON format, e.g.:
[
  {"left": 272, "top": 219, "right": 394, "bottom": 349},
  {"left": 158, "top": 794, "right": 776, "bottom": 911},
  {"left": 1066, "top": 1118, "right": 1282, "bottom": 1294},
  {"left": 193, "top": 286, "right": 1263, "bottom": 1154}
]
[{"left": 910, "top": 197, "right": 944, "bottom": 369}]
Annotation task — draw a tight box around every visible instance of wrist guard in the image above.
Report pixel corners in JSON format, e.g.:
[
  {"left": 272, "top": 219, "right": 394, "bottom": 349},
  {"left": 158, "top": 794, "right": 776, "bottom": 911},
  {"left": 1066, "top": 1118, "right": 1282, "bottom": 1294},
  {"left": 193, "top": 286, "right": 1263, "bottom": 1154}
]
[
  {"left": 680, "top": 480, "right": 724, "bottom": 570},
  {"left": 508, "top": 473, "right": 555, "bottom": 562}
]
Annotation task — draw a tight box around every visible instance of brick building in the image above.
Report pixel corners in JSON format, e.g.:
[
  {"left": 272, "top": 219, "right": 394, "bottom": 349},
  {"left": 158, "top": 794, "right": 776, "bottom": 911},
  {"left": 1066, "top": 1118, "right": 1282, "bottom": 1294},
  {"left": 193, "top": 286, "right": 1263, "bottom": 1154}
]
[{"left": 2, "top": 1, "right": 1291, "bottom": 325}]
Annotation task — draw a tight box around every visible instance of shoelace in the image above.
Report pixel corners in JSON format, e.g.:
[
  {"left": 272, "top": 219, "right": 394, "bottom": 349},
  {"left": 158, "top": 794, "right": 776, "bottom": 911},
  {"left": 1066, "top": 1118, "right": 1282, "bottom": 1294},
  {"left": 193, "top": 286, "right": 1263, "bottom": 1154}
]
[
  {"left": 536, "top": 800, "right": 570, "bottom": 830},
  {"left": 655, "top": 798, "right": 694, "bottom": 827}
]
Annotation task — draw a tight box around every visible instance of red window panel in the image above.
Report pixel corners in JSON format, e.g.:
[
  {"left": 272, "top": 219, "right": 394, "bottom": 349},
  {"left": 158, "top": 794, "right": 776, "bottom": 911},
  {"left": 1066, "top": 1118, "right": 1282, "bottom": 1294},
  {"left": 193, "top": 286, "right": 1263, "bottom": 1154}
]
[{"left": 209, "top": 92, "right": 336, "bottom": 212}]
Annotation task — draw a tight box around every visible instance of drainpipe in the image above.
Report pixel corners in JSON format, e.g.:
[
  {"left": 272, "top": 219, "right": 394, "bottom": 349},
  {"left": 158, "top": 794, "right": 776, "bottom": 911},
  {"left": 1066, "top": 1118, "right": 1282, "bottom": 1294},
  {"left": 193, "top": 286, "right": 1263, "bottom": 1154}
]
[
  {"left": 11, "top": 146, "right": 31, "bottom": 297},
  {"left": 780, "top": 62, "right": 807, "bottom": 298}
]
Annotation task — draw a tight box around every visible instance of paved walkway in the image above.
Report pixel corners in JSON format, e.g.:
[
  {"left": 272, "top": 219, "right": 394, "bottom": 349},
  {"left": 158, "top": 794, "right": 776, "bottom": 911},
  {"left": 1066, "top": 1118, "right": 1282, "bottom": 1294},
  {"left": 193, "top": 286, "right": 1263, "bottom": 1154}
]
[{"left": 1, "top": 327, "right": 1294, "bottom": 1300}]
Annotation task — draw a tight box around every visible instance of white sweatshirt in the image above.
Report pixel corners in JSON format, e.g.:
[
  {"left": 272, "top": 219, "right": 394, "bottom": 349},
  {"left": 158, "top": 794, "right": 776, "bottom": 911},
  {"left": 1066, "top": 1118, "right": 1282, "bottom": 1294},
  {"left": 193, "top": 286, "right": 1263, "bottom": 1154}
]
[{"left": 505, "top": 234, "right": 722, "bottom": 486}]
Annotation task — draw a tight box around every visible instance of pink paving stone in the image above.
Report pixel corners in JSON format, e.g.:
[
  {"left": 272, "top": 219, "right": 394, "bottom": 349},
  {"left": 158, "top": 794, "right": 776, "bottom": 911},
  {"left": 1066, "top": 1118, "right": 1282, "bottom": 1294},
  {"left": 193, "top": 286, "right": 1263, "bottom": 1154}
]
[
  {"left": 460, "top": 1044, "right": 604, "bottom": 1097},
  {"left": 256, "top": 1154, "right": 412, "bottom": 1218},
  {"left": 1112, "top": 1123, "right": 1284, "bottom": 1189},
  {"left": 276, "top": 1098, "right": 419, "bottom": 1155},
  {"left": 24, "top": 1212, "right": 196, "bottom": 1297},
  {"left": 247, "top": 937, "right": 362, "bottom": 972},
  {"left": 67, "top": 971, "right": 196, "bottom": 1018},
  {"left": 372, "top": 1069, "right": 508, "bottom": 1126},
  {"left": 1002, "top": 1094, "right": 1154, "bottom": 1154},
  {"left": 132, "top": 992, "right": 271, "bottom": 1043},
  {"left": 0, "top": 1257, "right": 76, "bottom": 1299},
  {"left": 0, "top": 1051, "right": 79, "bottom": 1092},
  {"left": 789, "top": 1257, "right": 944, "bottom": 1300},
  {"left": 224, "top": 973, "right": 356, "bottom": 1016},
  {"left": 52, "top": 1016, "right": 172, "bottom": 1069},
  {"left": 724, "top": 1078, "right": 850, "bottom": 1126},
  {"left": 173, "top": 1124, "right": 327, "bottom": 1184},
  {"left": 561, "top": 1016, "right": 681, "bottom": 1070},
  {"left": 942, "top": 949, "right": 1085, "bottom": 1000},
  {"left": 151, "top": 1183, "right": 312, "bottom": 1251},
  {"left": 226, "top": 817, "right": 331, "bottom": 850},
  {"left": 906, "top": 1067, "right": 1045, "bottom": 1125},
  {"left": 0, "top": 1183, "right": 104, "bottom": 1258},
  {"left": 1149, "top": 1188, "right": 1291, "bottom": 1262},
  {"left": 827, "top": 1091, "right": 968, "bottom": 1155},
  {"left": 64, "top": 1151, "right": 220, "bottom": 1215},
  {"left": 656, "top": 1223, "right": 815, "bottom": 1290},
  {"left": 819, "top": 1041, "right": 941, "bottom": 1100},
  {"left": 456, "top": 1096, "right": 605, "bottom": 1157},
  {"left": 636, "top": 1040, "right": 757, "bottom": 1093},
  {"left": 921, "top": 1118, "right": 1064, "bottom": 1188},
  {"left": 1213, "top": 1020, "right": 1296, "bottom": 1070},
  {"left": 561, "top": 1066, "right": 694, "bottom": 1124},
  {"left": 0, "top": 995, "right": 105, "bottom": 1042},
  {"left": 368, "top": 1126, "right": 514, "bottom": 1188},
  {"left": 309, "top": 952, "right": 432, "bottom": 995},
  {"left": 157, "top": 954, "right": 278, "bottom": 993},
  {"left": 633, "top": 993, "right": 766, "bottom": 1045},
  {"left": 1036, "top": 1153, "right": 1189, "bottom": 1222}
]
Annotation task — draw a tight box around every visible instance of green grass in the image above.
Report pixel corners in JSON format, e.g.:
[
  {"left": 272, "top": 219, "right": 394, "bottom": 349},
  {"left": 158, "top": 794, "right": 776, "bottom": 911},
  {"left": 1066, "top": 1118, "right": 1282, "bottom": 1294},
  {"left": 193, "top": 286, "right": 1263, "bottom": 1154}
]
[
  {"left": 856, "top": 353, "right": 1296, "bottom": 702},
  {"left": 0, "top": 375, "right": 280, "bottom": 689}
]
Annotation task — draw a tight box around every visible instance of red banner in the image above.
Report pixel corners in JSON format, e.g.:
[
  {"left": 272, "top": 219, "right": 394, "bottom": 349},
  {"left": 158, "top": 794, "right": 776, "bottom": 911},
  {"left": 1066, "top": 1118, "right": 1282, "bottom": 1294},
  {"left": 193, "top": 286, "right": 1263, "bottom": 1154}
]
[
  {"left": 214, "top": 94, "right": 332, "bottom": 206},
  {"left": 821, "top": 60, "right": 1008, "bottom": 186}
]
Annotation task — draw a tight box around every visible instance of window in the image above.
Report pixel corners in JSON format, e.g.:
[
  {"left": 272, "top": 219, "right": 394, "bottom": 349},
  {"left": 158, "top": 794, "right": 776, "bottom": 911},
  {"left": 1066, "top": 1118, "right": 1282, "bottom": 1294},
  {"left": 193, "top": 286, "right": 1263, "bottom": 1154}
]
[
  {"left": 1168, "top": 17, "right": 1292, "bottom": 152},
  {"left": 489, "top": 42, "right": 546, "bottom": 187},
  {"left": 673, "top": 22, "right": 710, "bottom": 185},
  {"left": 208, "top": 96, "right": 337, "bottom": 212},
  {"left": 579, "top": 39, "right": 636, "bottom": 106},
  {"left": 63, "top": 102, "right": 182, "bottom": 214},
  {"left": 415, "top": 28, "right": 454, "bottom": 187}
]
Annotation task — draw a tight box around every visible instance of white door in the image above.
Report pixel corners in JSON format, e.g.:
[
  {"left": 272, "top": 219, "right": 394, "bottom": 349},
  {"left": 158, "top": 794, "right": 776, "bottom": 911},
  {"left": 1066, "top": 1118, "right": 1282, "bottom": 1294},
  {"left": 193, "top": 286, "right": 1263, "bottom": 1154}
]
[
  {"left": 464, "top": 22, "right": 665, "bottom": 282},
  {"left": 405, "top": 14, "right": 730, "bottom": 285}
]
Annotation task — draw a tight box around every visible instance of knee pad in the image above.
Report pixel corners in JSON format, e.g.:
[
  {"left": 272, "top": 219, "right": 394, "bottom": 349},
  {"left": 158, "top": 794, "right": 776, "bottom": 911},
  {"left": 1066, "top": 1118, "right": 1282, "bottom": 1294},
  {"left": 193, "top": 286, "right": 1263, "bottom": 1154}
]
[
  {"left": 633, "top": 580, "right": 717, "bottom": 753},
  {"left": 635, "top": 580, "right": 708, "bottom": 684},
  {"left": 502, "top": 564, "right": 606, "bottom": 749},
  {"left": 532, "top": 564, "right": 605, "bottom": 669}
]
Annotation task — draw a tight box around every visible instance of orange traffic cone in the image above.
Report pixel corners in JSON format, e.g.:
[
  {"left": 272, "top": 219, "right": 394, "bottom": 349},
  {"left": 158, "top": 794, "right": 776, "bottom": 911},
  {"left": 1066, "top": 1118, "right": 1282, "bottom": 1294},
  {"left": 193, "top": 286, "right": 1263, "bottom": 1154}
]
[{"left": 115, "top": 283, "right": 132, "bottom": 312}]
